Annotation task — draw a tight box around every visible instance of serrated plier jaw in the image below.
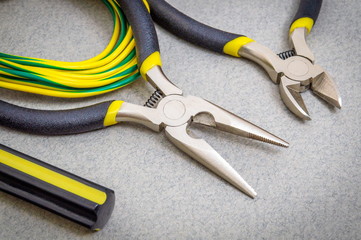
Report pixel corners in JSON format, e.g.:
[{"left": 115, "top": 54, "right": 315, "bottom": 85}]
[
  {"left": 239, "top": 27, "right": 342, "bottom": 120},
  {"left": 115, "top": 66, "right": 288, "bottom": 197}
]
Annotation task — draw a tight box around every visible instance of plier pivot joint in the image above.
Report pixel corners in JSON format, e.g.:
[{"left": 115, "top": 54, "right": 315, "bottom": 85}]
[
  {"left": 116, "top": 65, "right": 289, "bottom": 197},
  {"left": 240, "top": 27, "right": 341, "bottom": 120}
]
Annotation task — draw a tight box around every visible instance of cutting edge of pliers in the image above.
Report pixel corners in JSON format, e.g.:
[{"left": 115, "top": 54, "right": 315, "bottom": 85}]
[
  {"left": 239, "top": 27, "right": 342, "bottom": 120},
  {"left": 147, "top": 0, "right": 342, "bottom": 120},
  {"left": 0, "top": 0, "right": 289, "bottom": 198}
]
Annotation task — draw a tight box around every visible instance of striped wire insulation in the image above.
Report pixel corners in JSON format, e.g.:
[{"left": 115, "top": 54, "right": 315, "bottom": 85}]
[{"left": 0, "top": 0, "right": 140, "bottom": 98}]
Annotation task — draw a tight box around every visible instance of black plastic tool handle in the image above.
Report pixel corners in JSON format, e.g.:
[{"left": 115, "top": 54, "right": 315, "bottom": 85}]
[
  {"left": 0, "top": 100, "right": 119, "bottom": 135},
  {"left": 148, "top": 0, "right": 323, "bottom": 54},
  {"left": 147, "top": 0, "right": 242, "bottom": 55},
  {"left": 0, "top": 143, "right": 115, "bottom": 230},
  {"left": 118, "top": 0, "right": 160, "bottom": 67},
  {"left": 292, "top": 0, "right": 323, "bottom": 25}
]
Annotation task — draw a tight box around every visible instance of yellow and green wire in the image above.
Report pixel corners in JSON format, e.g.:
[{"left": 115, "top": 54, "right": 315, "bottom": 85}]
[{"left": 0, "top": 0, "right": 140, "bottom": 98}]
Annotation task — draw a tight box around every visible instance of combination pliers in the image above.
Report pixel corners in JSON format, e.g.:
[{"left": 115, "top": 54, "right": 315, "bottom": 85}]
[
  {"left": 0, "top": 0, "right": 288, "bottom": 198},
  {"left": 147, "top": 0, "right": 342, "bottom": 120}
]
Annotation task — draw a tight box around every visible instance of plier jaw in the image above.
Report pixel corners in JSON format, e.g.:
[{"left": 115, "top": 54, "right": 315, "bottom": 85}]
[
  {"left": 165, "top": 124, "right": 258, "bottom": 198},
  {"left": 115, "top": 66, "right": 288, "bottom": 197},
  {"left": 239, "top": 27, "right": 342, "bottom": 120}
]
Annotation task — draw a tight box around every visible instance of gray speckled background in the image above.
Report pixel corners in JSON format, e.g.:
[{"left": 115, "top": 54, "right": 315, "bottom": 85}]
[{"left": 0, "top": 0, "right": 360, "bottom": 239}]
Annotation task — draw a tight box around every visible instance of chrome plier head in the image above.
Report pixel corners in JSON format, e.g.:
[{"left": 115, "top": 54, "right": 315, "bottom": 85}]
[
  {"left": 114, "top": 0, "right": 288, "bottom": 198},
  {"left": 117, "top": 66, "right": 289, "bottom": 198},
  {"left": 240, "top": 27, "right": 342, "bottom": 120}
]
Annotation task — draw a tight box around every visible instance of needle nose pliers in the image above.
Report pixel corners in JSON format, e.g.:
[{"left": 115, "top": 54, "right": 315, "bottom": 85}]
[
  {"left": 0, "top": 0, "right": 288, "bottom": 198},
  {"left": 147, "top": 0, "right": 342, "bottom": 120}
]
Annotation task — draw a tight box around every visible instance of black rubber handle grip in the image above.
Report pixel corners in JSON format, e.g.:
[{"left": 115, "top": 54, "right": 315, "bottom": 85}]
[
  {"left": 118, "top": 0, "right": 160, "bottom": 66},
  {"left": 0, "top": 143, "right": 115, "bottom": 230},
  {"left": 0, "top": 100, "right": 114, "bottom": 135},
  {"left": 147, "top": 0, "right": 243, "bottom": 54},
  {"left": 292, "top": 0, "right": 323, "bottom": 24}
]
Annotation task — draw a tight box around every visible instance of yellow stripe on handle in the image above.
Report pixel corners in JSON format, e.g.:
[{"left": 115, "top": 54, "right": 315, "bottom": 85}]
[
  {"left": 0, "top": 150, "right": 107, "bottom": 205},
  {"left": 140, "top": 52, "right": 162, "bottom": 79},
  {"left": 142, "top": 0, "right": 150, "bottom": 12},
  {"left": 223, "top": 36, "right": 255, "bottom": 57},
  {"left": 104, "top": 100, "right": 124, "bottom": 127},
  {"left": 290, "top": 17, "right": 314, "bottom": 34}
]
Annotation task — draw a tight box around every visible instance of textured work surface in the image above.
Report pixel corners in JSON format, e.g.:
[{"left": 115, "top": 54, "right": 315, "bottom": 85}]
[{"left": 0, "top": 0, "right": 360, "bottom": 239}]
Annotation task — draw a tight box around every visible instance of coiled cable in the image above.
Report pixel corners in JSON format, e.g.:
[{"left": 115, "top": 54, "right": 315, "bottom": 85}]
[{"left": 0, "top": 0, "right": 140, "bottom": 98}]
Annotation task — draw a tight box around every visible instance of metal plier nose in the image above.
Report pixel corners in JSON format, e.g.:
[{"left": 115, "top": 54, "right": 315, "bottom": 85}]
[
  {"left": 0, "top": 0, "right": 288, "bottom": 198},
  {"left": 147, "top": 0, "right": 342, "bottom": 120},
  {"left": 239, "top": 27, "right": 342, "bottom": 120},
  {"left": 118, "top": 66, "right": 288, "bottom": 197}
]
